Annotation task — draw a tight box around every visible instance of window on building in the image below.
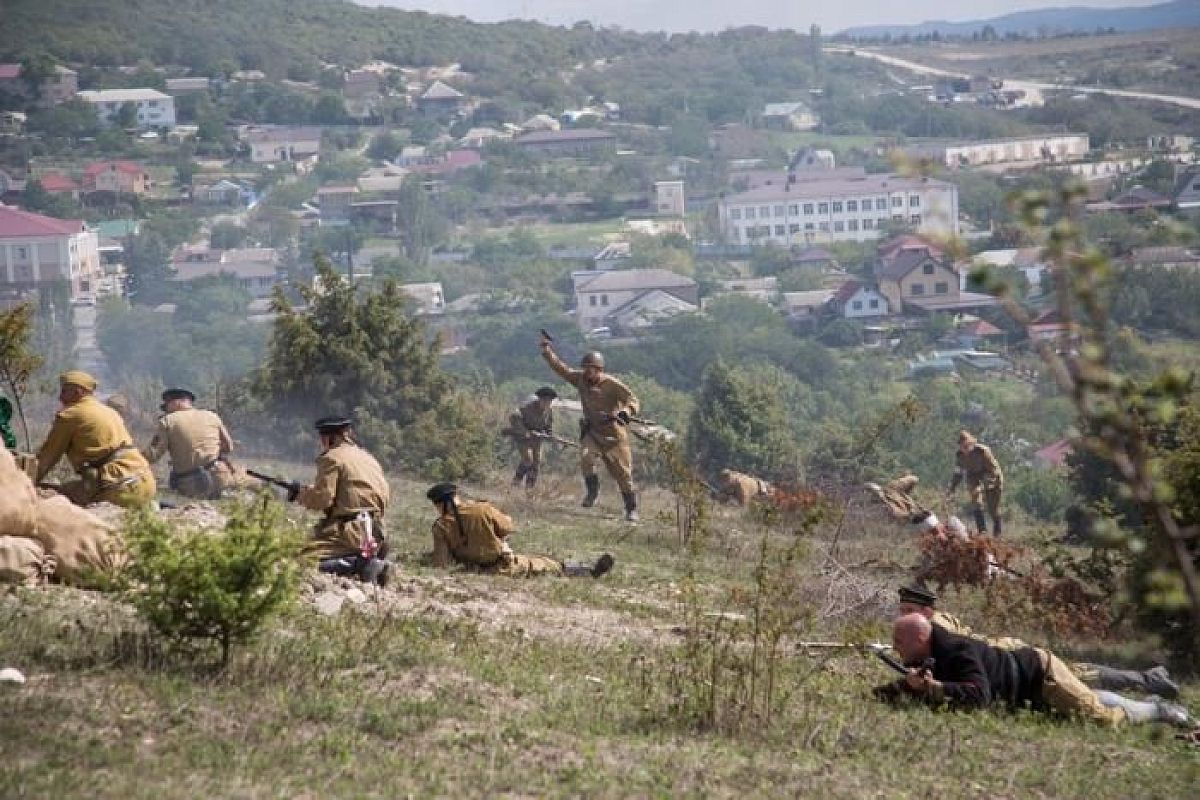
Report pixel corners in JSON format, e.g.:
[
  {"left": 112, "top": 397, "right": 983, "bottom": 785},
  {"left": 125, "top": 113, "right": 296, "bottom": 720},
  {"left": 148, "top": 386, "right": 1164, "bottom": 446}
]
[
  {"left": 848, "top": 220, "right": 859, "bottom": 231},
  {"left": 774, "top": 225, "right": 785, "bottom": 236},
  {"left": 910, "top": 283, "right": 925, "bottom": 296},
  {"left": 774, "top": 205, "right": 786, "bottom": 217},
  {"left": 789, "top": 204, "right": 799, "bottom": 215},
  {"left": 730, "top": 208, "right": 741, "bottom": 220},
  {"left": 832, "top": 201, "right": 843, "bottom": 213},
  {"left": 833, "top": 221, "right": 844, "bottom": 232},
  {"left": 862, "top": 219, "right": 874, "bottom": 230},
  {"left": 892, "top": 196, "right": 903, "bottom": 208},
  {"left": 818, "top": 202, "right": 829, "bottom": 214},
  {"left": 892, "top": 214, "right": 904, "bottom": 223},
  {"left": 789, "top": 224, "right": 801, "bottom": 233},
  {"left": 847, "top": 200, "right": 858, "bottom": 212},
  {"left": 935, "top": 282, "right": 948, "bottom": 294},
  {"left": 909, "top": 195, "right": 920, "bottom": 207},
  {"left": 922, "top": 263, "right": 934, "bottom": 275},
  {"left": 818, "top": 222, "right": 829, "bottom": 232},
  {"left": 869, "top": 299, "right": 879, "bottom": 309},
  {"left": 601, "top": 295, "right": 609, "bottom": 306},
  {"left": 852, "top": 300, "right": 863, "bottom": 310},
  {"left": 805, "top": 223, "right": 815, "bottom": 231},
  {"left": 759, "top": 206, "right": 771, "bottom": 218},
  {"left": 15, "top": 247, "right": 27, "bottom": 259},
  {"left": 803, "top": 203, "right": 814, "bottom": 215},
  {"left": 876, "top": 198, "right": 888, "bottom": 210},
  {"left": 911, "top": 214, "right": 922, "bottom": 225},
  {"left": 745, "top": 207, "right": 756, "bottom": 219}
]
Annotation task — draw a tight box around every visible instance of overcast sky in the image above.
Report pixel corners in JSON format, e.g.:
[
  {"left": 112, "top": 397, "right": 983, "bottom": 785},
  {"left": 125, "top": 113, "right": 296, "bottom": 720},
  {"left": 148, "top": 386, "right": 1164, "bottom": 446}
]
[{"left": 359, "top": 0, "right": 1162, "bottom": 33}]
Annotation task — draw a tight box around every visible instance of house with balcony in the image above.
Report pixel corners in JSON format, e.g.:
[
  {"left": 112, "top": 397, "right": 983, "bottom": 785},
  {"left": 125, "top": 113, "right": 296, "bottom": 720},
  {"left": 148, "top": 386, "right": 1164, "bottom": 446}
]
[
  {"left": 78, "top": 88, "right": 175, "bottom": 129},
  {"left": 0, "top": 204, "right": 100, "bottom": 297}
]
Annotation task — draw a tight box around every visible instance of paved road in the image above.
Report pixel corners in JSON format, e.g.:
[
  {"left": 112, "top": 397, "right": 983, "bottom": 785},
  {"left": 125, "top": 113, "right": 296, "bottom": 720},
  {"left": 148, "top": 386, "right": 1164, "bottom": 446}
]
[{"left": 826, "top": 46, "right": 1200, "bottom": 112}]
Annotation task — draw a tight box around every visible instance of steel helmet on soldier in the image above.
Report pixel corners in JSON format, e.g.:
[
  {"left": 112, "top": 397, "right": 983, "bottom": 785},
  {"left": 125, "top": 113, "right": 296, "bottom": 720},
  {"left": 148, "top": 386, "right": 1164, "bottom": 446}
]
[{"left": 580, "top": 351, "right": 605, "bottom": 370}]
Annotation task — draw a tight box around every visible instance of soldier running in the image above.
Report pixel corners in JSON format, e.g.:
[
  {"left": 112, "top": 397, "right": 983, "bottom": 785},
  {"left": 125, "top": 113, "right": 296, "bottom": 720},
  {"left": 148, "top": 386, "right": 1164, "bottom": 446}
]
[
  {"left": 426, "top": 483, "right": 613, "bottom": 578},
  {"left": 35, "top": 371, "right": 157, "bottom": 508},
  {"left": 143, "top": 388, "right": 241, "bottom": 499},
  {"left": 949, "top": 430, "right": 1004, "bottom": 535},
  {"left": 539, "top": 335, "right": 641, "bottom": 521},
  {"left": 507, "top": 386, "right": 558, "bottom": 489}
]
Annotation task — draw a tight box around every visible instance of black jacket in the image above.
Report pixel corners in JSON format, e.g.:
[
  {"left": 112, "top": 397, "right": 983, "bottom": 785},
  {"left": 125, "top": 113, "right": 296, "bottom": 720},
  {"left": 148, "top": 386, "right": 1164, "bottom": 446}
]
[{"left": 882, "top": 625, "right": 1046, "bottom": 711}]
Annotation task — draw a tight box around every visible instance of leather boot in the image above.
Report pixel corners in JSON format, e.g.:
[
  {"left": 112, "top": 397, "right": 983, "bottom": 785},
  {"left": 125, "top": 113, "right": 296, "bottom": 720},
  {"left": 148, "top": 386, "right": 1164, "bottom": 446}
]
[
  {"left": 358, "top": 558, "right": 391, "bottom": 587},
  {"left": 563, "top": 553, "right": 615, "bottom": 578},
  {"left": 622, "top": 491, "right": 638, "bottom": 522},
  {"left": 525, "top": 465, "right": 539, "bottom": 489},
  {"left": 973, "top": 508, "right": 988, "bottom": 534},
  {"left": 581, "top": 475, "right": 600, "bottom": 507},
  {"left": 318, "top": 556, "right": 360, "bottom": 577}
]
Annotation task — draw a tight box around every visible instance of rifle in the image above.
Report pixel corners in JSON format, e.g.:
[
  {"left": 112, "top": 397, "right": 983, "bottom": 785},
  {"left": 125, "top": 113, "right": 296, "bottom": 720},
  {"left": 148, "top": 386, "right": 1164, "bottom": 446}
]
[
  {"left": 529, "top": 430, "right": 579, "bottom": 449},
  {"left": 603, "top": 412, "right": 659, "bottom": 427},
  {"left": 795, "top": 641, "right": 909, "bottom": 676},
  {"left": 246, "top": 469, "right": 301, "bottom": 502}
]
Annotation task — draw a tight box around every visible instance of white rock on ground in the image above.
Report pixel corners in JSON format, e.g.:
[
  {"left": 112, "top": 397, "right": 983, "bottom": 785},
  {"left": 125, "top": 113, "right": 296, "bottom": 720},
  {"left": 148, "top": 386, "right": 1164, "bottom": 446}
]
[
  {"left": 312, "top": 591, "right": 345, "bottom": 617},
  {"left": 0, "top": 667, "right": 26, "bottom": 684}
]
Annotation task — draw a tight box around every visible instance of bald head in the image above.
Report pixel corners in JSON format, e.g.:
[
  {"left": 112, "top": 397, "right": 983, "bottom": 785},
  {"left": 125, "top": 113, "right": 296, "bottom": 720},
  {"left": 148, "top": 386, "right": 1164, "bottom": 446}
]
[{"left": 893, "top": 613, "right": 933, "bottom": 666}]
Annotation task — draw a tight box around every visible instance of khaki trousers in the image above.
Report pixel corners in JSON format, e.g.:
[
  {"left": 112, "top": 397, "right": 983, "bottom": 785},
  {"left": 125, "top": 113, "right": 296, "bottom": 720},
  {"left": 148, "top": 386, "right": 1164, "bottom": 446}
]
[
  {"left": 487, "top": 552, "right": 563, "bottom": 578},
  {"left": 1036, "top": 648, "right": 1126, "bottom": 727},
  {"left": 580, "top": 433, "right": 634, "bottom": 493}
]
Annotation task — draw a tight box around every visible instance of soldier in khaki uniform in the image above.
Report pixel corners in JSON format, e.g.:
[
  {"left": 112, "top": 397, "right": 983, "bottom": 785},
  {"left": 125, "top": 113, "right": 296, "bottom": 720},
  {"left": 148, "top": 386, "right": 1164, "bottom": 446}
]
[
  {"left": 294, "top": 417, "right": 391, "bottom": 585},
  {"left": 426, "top": 483, "right": 613, "bottom": 578},
  {"left": 949, "top": 430, "right": 1004, "bottom": 535},
  {"left": 142, "top": 388, "right": 240, "bottom": 499},
  {"left": 36, "top": 371, "right": 156, "bottom": 508},
  {"left": 716, "top": 468, "right": 773, "bottom": 506},
  {"left": 507, "top": 386, "right": 557, "bottom": 489},
  {"left": 540, "top": 336, "right": 641, "bottom": 520},
  {"left": 896, "top": 586, "right": 1180, "bottom": 699}
]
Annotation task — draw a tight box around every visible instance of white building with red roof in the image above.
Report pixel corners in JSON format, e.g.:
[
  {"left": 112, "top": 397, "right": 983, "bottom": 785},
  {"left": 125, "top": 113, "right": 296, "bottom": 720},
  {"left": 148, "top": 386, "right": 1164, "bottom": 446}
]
[{"left": 0, "top": 204, "right": 100, "bottom": 297}]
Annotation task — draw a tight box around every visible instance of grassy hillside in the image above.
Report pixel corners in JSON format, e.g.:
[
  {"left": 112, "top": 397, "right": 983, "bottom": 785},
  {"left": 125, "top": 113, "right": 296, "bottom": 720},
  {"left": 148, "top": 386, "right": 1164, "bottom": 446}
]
[{"left": 1, "top": 473, "right": 1197, "bottom": 798}]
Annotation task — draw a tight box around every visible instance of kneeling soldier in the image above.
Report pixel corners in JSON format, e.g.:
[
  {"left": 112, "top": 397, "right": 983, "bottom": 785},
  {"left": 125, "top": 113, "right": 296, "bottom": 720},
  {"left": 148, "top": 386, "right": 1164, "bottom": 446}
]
[
  {"left": 36, "top": 371, "right": 156, "bottom": 508},
  {"left": 427, "top": 483, "right": 613, "bottom": 578},
  {"left": 295, "top": 416, "right": 391, "bottom": 585},
  {"left": 143, "top": 388, "right": 240, "bottom": 500}
]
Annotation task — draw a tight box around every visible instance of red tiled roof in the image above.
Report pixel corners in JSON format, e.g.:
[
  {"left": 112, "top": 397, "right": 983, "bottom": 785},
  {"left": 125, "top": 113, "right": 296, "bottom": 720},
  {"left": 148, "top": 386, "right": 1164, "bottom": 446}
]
[
  {"left": 1035, "top": 438, "right": 1073, "bottom": 468},
  {"left": 38, "top": 173, "right": 79, "bottom": 192},
  {"left": 962, "top": 319, "right": 1003, "bottom": 337},
  {"left": 0, "top": 204, "right": 85, "bottom": 237},
  {"left": 84, "top": 160, "right": 147, "bottom": 178},
  {"left": 878, "top": 234, "right": 944, "bottom": 260},
  {"left": 0, "top": 64, "right": 21, "bottom": 80},
  {"left": 831, "top": 279, "right": 862, "bottom": 306}
]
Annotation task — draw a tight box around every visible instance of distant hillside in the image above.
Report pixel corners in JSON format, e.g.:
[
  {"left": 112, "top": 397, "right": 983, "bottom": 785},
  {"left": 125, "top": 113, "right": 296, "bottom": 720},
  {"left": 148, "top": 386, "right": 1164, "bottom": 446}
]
[{"left": 840, "top": 0, "right": 1200, "bottom": 39}]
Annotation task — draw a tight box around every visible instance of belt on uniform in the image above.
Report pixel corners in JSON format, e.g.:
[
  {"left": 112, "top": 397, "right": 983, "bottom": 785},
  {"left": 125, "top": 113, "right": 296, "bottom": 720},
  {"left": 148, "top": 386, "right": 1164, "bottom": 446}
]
[
  {"left": 170, "top": 459, "right": 219, "bottom": 482},
  {"left": 81, "top": 444, "right": 136, "bottom": 473}
]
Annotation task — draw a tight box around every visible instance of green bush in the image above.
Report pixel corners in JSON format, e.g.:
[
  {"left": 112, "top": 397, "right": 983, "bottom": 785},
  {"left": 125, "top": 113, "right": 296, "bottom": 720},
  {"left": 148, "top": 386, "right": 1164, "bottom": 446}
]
[{"left": 118, "top": 495, "right": 304, "bottom": 668}]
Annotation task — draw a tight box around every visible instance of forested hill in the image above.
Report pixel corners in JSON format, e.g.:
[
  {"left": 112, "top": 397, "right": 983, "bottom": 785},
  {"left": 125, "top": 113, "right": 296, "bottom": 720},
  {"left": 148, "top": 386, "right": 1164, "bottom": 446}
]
[
  {"left": 0, "top": 0, "right": 637, "bottom": 82},
  {"left": 0, "top": 0, "right": 870, "bottom": 126}
]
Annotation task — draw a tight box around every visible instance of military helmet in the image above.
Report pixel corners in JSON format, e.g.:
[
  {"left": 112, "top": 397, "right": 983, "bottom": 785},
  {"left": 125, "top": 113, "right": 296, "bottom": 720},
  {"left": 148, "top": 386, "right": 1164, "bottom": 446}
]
[
  {"left": 580, "top": 351, "right": 605, "bottom": 370},
  {"left": 535, "top": 386, "right": 558, "bottom": 400}
]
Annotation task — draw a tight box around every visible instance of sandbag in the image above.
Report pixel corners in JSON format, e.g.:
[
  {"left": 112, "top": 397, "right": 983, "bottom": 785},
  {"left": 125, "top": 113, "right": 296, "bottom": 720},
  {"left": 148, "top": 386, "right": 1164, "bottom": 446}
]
[
  {"left": 30, "top": 495, "right": 123, "bottom": 587},
  {"left": 0, "top": 446, "right": 38, "bottom": 538},
  {"left": 0, "top": 535, "right": 48, "bottom": 584}
]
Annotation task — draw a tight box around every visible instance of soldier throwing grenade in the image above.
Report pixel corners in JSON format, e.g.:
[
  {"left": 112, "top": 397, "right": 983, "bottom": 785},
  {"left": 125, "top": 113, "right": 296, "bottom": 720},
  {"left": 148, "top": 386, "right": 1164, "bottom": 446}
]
[{"left": 540, "top": 334, "right": 641, "bottom": 521}]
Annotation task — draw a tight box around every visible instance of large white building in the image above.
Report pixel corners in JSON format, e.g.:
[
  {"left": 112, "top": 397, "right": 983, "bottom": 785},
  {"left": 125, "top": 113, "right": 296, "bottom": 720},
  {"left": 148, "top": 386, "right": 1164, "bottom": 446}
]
[
  {"left": 78, "top": 88, "right": 176, "bottom": 130},
  {"left": 914, "top": 133, "right": 1090, "bottom": 169},
  {"left": 718, "top": 173, "right": 959, "bottom": 246},
  {"left": 0, "top": 204, "right": 101, "bottom": 297}
]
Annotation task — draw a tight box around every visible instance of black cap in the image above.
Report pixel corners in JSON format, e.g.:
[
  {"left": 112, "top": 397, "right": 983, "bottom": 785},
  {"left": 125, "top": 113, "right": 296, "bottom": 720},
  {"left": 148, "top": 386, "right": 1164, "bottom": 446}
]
[
  {"left": 161, "top": 388, "right": 195, "bottom": 403},
  {"left": 535, "top": 386, "right": 558, "bottom": 400},
  {"left": 426, "top": 482, "right": 458, "bottom": 503},
  {"left": 898, "top": 586, "right": 938, "bottom": 608},
  {"left": 315, "top": 416, "right": 353, "bottom": 433}
]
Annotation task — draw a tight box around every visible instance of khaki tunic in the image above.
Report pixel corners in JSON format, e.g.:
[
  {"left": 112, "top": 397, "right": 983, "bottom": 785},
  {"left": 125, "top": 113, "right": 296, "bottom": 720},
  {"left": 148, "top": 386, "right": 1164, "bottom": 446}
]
[
  {"left": 296, "top": 442, "right": 390, "bottom": 560},
  {"left": 542, "top": 348, "right": 640, "bottom": 492},
  {"left": 954, "top": 444, "right": 1004, "bottom": 519},
  {"left": 36, "top": 396, "right": 156, "bottom": 508},
  {"left": 431, "top": 500, "right": 562, "bottom": 577},
  {"left": 143, "top": 408, "right": 237, "bottom": 498},
  {"left": 509, "top": 397, "right": 553, "bottom": 468},
  {"left": 718, "top": 469, "right": 773, "bottom": 506}
]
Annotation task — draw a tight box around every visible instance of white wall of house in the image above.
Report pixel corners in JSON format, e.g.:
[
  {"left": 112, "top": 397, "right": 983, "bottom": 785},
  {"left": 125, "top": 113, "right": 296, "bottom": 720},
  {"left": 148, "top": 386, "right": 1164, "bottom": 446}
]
[
  {"left": 0, "top": 230, "right": 100, "bottom": 295},
  {"left": 841, "top": 285, "right": 889, "bottom": 318},
  {"left": 80, "top": 90, "right": 176, "bottom": 129},
  {"left": 719, "top": 183, "right": 958, "bottom": 246},
  {"left": 942, "top": 134, "right": 1089, "bottom": 167}
]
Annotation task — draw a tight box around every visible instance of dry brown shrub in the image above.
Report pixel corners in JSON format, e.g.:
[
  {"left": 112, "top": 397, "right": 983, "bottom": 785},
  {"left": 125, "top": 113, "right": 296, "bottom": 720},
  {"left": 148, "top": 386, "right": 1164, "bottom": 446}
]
[{"left": 916, "top": 533, "right": 1022, "bottom": 589}]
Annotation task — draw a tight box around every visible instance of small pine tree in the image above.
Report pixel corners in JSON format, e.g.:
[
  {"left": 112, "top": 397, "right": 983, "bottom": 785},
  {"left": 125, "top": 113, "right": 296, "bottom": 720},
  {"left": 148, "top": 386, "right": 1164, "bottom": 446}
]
[{"left": 686, "top": 359, "right": 802, "bottom": 482}]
